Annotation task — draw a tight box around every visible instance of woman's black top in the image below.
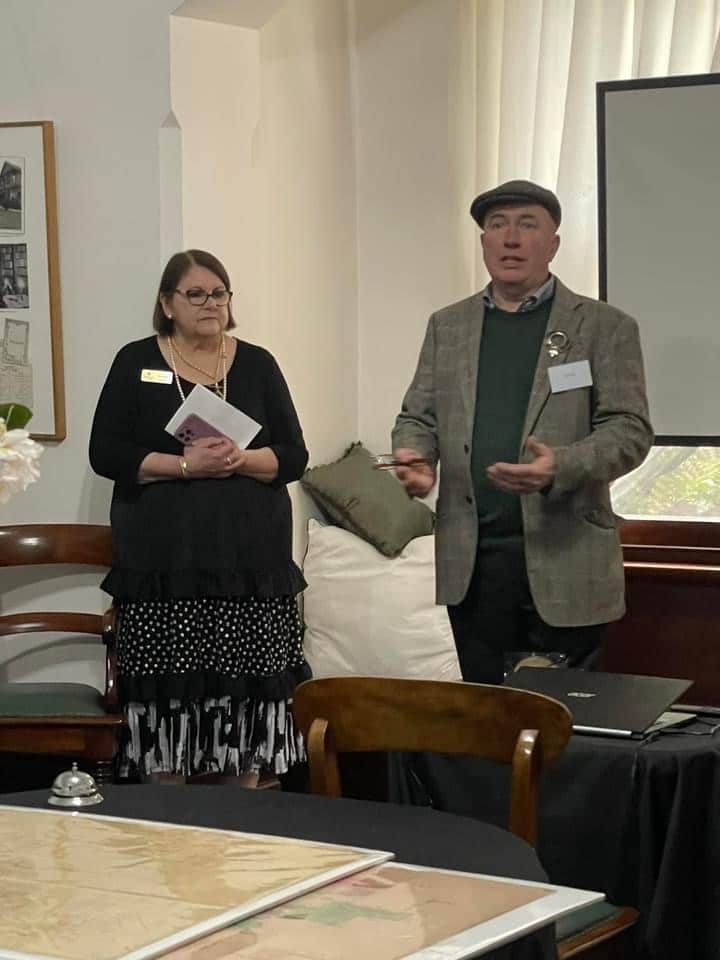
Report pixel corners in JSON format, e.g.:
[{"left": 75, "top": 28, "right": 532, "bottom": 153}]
[{"left": 89, "top": 336, "right": 308, "bottom": 601}]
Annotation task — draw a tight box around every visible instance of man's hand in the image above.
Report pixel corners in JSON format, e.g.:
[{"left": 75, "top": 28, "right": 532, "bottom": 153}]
[
  {"left": 486, "top": 436, "right": 556, "bottom": 494},
  {"left": 393, "top": 447, "right": 436, "bottom": 498}
]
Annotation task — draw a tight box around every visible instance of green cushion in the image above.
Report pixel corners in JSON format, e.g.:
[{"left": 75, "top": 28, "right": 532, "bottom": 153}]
[
  {"left": 555, "top": 900, "right": 625, "bottom": 942},
  {"left": 0, "top": 682, "right": 106, "bottom": 717},
  {"left": 301, "top": 442, "right": 434, "bottom": 557}
]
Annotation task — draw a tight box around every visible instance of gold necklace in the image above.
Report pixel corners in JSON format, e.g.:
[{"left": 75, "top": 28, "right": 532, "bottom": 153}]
[
  {"left": 167, "top": 337, "right": 227, "bottom": 403},
  {"left": 170, "top": 335, "right": 224, "bottom": 380}
]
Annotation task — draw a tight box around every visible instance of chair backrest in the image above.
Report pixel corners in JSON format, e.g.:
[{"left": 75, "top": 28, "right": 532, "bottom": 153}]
[
  {"left": 0, "top": 524, "right": 112, "bottom": 568},
  {"left": 0, "top": 522, "right": 113, "bottom": 637},
  {"left": 292, "top": 676, "right": 573, "bottom": 846},
  {"left": 0, "top": 523, "right": 117, "bottom": 709}
]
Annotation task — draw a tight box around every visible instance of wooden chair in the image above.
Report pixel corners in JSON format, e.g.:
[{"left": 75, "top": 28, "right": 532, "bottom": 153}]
[
  {"left": 556, "top": 902, "right": 640, "bottom": 958},
  {"left": 293, "top": 676, "right": 640, "bottom": 959},
  {"left": 0, "top": 524, "right": 124, "bottom": 783},
  {"left": 292, "top": 675, "right": 572, "bottom": 846}
]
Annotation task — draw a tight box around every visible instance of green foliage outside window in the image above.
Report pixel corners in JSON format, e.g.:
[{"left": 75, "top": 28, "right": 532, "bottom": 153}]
[{"left": 612, "top": 447, "right": 720, "bottom": 518}]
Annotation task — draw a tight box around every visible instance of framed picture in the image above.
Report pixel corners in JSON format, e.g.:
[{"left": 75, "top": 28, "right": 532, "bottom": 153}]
[{"left": 0, "top": 121, "right": 64, "bottom": 441}]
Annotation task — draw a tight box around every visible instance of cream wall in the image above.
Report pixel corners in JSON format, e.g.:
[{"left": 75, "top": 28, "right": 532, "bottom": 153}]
[
  {"left": 170, "top": 16, "right": 262, "bottom": 329},
  {"left": 353, "top": 0, "right": 471, "bottom": 455},
  {"left": 0, "top": 0, "right": 180, "bottom": 687},
  {"left": 0, "top": 0, "right": 463, "bottom": 691},
  {"left": 257, "top": 0, "right": 358, "bottom": 462},
  {"left": 172, "top": 1, "right": 359, "bottom": 556},
  {"left": 1, "top": 0, "right": 360, "bottom": 690},
  {"left": 1, "top": 0, "right": 181, "bottom": 526},
  {"left": 172, "top": 0, "right": 457, "bottom": 534}
]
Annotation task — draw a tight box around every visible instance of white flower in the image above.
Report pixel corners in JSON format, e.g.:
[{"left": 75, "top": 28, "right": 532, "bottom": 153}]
[{"left": 0, "top": 417, "right": 44, "bottom": 504}]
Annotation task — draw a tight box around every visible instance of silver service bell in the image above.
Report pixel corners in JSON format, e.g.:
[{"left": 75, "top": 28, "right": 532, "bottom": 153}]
[{"left": 48, "top": 762, "right": 103, "bottom": 808}]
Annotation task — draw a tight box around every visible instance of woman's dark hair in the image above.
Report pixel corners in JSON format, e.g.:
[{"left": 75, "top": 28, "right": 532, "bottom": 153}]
[{"left": 153, "top": 249, "right": 236, "bottom": 334}]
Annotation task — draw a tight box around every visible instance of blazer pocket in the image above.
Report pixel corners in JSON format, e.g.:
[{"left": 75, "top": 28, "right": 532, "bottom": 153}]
[{"left": 582, "top": 507, "right": 618, "bottom": 530}]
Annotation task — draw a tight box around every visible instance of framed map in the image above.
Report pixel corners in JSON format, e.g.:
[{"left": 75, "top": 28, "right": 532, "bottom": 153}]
[
  {"left": 164, "top": 862, "right": 603, "bottom": 960},
  {"left": 0, "top": 806, "right": 391, "bottom": 960}
]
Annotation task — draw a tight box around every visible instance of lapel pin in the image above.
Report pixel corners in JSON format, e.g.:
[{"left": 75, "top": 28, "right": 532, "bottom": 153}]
[{"left": 545, "top": 330, "right": 569, "bottom": 359}]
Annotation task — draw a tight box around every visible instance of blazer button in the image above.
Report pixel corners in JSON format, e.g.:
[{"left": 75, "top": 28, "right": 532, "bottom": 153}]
[
  {"left": 464, "top": 444, "right": 469, "bottom": 454},
  {"left": 466, "top": 495, "right": 473, "bottom": 505}
]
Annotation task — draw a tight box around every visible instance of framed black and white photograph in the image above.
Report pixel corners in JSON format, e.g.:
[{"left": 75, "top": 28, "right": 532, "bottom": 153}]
[
  {"left": 0, "top": 122, "right": 64, "bottom": 441},
  {"left": 0, "top": 242, "right": 29, "bottom": 308},
  {"left": 0, "top": 157, "right": 24, "bottom": 233}
]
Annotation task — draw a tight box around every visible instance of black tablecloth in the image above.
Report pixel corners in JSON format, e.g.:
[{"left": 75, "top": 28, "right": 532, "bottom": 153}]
[
  {"left": 1, "top": 785, "right": 556, "bottom": 960},
  {"left": 403, "top": 720, "right": 720, "bottom": 960}
]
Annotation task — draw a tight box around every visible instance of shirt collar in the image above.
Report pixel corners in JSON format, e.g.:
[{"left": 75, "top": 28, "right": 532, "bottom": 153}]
[{"left": 481, "top": 275, "right": 556, "bottom": 313}]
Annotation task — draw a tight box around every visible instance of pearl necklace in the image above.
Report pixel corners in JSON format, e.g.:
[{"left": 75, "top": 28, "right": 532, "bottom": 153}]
[{"left": 167, "top": 336, "right": 227, "bottom": 403}]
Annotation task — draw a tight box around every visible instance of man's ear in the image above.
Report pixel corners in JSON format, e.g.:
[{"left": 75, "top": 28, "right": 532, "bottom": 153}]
[{"left": 549, "top": 233, "right": 560, "bottom": 262}]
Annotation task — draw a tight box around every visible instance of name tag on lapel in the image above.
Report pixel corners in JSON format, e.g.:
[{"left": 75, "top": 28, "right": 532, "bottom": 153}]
[
  {"left": 548, "top": 360, "right": 592, "bottom": 393},
  {"left": 141, "top": 369, "right": 173, "bottom": 384}
]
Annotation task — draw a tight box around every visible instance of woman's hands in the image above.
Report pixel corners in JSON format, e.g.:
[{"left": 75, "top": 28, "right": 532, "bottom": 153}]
[
  {"left": 184, "top": 438, "right": 279, "bottom": 483},
  {"left": 138, "top": 439, "right": 281, "bottom": 483},
  {"left": 183, "top": 437, "right": 236, "bottom": 479}
]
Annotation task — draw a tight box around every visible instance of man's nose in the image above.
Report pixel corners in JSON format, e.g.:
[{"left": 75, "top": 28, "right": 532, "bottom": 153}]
[{"left": 503, "top": 227, "right": 521, "bottom": 246}]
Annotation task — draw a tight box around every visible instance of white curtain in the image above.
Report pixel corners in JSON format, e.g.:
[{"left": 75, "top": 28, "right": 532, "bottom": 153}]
[{"left": 452, "top": 0, "right": 720, "bottom": 296}]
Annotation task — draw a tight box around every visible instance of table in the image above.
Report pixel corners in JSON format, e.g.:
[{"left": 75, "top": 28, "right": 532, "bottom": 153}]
[
  {"left": 402, "top": 719, "right": 720, "bottom": 960},
  {"left": 1, "top": 784, "right": 556, "bottom": 960}
]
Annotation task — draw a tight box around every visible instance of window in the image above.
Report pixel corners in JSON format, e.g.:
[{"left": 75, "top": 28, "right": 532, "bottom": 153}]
[{"left": 612, "top": 447, "right": 720, "bottom": 521}]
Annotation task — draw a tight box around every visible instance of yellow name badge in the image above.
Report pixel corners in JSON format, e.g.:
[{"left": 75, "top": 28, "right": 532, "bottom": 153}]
[{"left": 141, "top": 369, "right": 174, "bottom": 384}]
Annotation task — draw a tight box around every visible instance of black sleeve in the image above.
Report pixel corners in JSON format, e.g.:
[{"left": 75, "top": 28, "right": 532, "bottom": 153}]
[
  {"left": 263, "top": 354, "right": 308, "bottom": 484},
  {"left": 89, "top": 346, "right": 153, "bottom": 484}
]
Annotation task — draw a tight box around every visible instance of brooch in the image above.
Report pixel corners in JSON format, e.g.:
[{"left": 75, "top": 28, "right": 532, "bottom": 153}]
[{"left": 545, "top": 330, "right": 570, "bottom": 359}]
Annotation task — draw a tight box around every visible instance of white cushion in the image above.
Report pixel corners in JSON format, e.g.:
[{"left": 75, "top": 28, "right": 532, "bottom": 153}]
[{"left": 303, "top": 519, "right": 461, "bottom": 681}]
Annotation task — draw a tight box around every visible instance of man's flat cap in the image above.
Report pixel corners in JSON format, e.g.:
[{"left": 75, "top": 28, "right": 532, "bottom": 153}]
[{"left": 470, "top": 179, "right": 561, "bottom": 227}]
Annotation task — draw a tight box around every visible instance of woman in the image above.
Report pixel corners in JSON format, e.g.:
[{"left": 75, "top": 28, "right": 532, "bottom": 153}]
[{"left": 90, "top": 249, "right": 310, "bottom": 780}]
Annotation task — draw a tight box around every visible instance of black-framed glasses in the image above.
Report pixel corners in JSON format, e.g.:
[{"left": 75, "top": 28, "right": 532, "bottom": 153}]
[{"left": 175, "top": 287, "right": 233, "bottom": 307}]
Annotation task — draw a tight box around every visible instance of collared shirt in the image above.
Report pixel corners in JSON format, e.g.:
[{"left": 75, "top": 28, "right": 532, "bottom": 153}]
[{"left": 481, "top": 274, "right": 556, "bottom": 313}]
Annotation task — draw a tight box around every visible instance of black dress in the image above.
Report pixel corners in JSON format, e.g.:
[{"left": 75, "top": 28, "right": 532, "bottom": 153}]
[{"left": 89, "top": 335, "right": 310, "bottom": 775}]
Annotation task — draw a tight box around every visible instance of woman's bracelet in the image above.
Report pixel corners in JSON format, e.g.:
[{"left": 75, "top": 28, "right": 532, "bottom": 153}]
[{"left": 179, "top": 457, "right": 189, "bottom": 480}]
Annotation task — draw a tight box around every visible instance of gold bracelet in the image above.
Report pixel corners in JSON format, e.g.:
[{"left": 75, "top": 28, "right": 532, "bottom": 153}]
[{"left": 179, "top": 457, "right": 189, "bottom": 480}]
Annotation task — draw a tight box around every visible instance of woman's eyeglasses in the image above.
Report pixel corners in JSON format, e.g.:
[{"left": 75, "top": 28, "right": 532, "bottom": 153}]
[{"left": 175, "top": 287, "right": 233, "bottom": 307}]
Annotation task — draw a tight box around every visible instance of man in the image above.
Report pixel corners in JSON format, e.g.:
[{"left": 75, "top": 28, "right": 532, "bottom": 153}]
[{"left": 392, "top": 180, "right": 653, "bottom": 683}]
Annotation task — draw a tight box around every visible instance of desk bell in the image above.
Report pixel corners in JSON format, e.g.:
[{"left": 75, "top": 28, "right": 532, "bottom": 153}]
[{"left": 48, "top": 762, "right": 103, "bottom": 808}]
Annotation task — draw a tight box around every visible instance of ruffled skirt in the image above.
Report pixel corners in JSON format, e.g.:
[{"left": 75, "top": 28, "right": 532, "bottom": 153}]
[{"left": 115, "top": 596, "right": 310, "bottom": 776}]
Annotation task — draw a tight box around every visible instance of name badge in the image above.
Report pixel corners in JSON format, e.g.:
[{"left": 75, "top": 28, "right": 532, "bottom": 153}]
[
  {"left": 141, "top": 369, "right": 173, "bottom": 384},
  {"left": 548, "top": 360, "right": 592, "bottom": 393}
]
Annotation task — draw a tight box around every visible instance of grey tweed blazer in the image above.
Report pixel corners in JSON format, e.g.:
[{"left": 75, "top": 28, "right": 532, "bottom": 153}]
[{"left": 392, "top": 278, "right": 653, "bottom": 626}]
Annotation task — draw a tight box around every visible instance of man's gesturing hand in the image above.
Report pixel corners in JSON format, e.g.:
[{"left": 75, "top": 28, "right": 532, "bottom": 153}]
[
  {"left": 393, "top": 448, "right": 436, "bottom": 498},
  {"left": 486, "top": 436, "right": 556, "bottom": 494}
]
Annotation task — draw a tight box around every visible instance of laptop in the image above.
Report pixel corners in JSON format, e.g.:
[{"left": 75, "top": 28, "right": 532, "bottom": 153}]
[{"left": 505, "top": 667, "right": 693, "bottom": 738}]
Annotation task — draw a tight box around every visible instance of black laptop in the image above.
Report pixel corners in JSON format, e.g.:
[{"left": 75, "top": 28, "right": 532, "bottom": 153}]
[{"left": 505, "top": 668, "right": 693, "bottom": 738}]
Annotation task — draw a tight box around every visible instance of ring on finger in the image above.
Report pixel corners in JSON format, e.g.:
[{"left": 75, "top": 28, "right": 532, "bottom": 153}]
[{"left": 225, "top": 456, "right": 232, "bottom": 465}]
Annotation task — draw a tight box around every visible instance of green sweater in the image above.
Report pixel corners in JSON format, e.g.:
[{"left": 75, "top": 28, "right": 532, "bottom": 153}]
[{"left": 470, "top": 299, "right": 551, "bottom": 536}]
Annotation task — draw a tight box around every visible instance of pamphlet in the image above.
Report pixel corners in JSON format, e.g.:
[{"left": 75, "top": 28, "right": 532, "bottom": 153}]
[{"left": 165, "top": 384, "right": 261, "bottom": 448}]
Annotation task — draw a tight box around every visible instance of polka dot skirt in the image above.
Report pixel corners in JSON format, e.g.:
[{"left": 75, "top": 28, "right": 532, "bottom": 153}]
[
  {"left": 118, "top": 596, "right": 305, "bottom": 680},
  {"left": 115, "top": 596, "right": 309, "bottom": 777}
]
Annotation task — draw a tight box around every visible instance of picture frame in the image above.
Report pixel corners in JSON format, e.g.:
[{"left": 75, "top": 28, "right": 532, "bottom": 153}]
[{"left": 0, "top": 121, "right": 65, "bottom": 441}]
